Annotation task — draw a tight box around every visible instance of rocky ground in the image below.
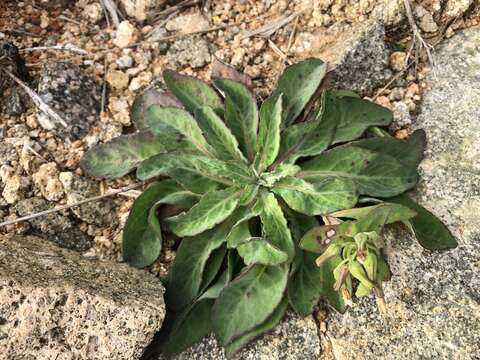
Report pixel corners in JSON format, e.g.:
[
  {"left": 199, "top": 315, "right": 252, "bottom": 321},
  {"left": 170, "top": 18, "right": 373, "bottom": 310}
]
[{"left": 0, "top": 0, "right": 479, "bottom": 359}]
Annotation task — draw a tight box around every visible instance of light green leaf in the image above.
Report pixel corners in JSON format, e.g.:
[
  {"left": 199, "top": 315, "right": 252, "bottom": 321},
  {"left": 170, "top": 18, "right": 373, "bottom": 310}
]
[
  {"left": 224, "top": 297, "right": 288, "bottom": 358},
  {"left": 259, "top": 191, "right": 295, "bottom": 262},
  {"left": 285, "top": 211, "right": 323, "bottom": 316},
  {"left": 163, "top": 69, "right": 224, "bottom": 115},
  {"left": 81, "top": 131, "right": 165, "bottom": 179},
  {"left": 352, "top": 129, "right": 426, "bottom": 170},
  {"left": 167, "top": 187, "right": 241, "bottom": 237},
  {"left": 319, "top": 254, "right": 347, "bottom": 313},
  {"left": 237, "top": 238, "right": 289, "bottom": 266},
  {"left": 130, "top": 88, "right": 183, "bottom": 130},
  {"left": 277, "top": 91, "right": 338, "bottom": 163},
  {"left": 274, "top": 58, "right": 327, "bottom": 126},
  {"left": 388, "top": 194, "right": 457, "bottom": 250},
  {"left": 214, "top": 79, "right": 259, "bottom": 161},
  {"left": 212, "top": 264, "right": 288, "bottom": 345},
  {"left": 331, "top": 202, "right": 417, "bottom": 224},
  {"left": 255, "top": 93, "right": 282, "bottom": 172},
  {"left": 298, "top": 146, "right": 418, "bottom": 197},
  {"left": 299, "top": 223, "right": 349, "bottom": 254},
  {"left": 258, "top": 164, "right": 301, "bottom": 188},
  {"left": 145, "top": 105, "right": 217, "bottom": 158},
  {"left": 161, "top": 299, "right": 213, "bottom": 356},
  {"left": 123, "top": 181, "right": 197, "bottom": 268},
  {"left": 195, "top": 105, "right": 247, "bottom": 162},
  {"left": 272, "top": 177, "right": 358, "bottom": 216},
  {"left": 226, "top": 202, "right": 262, "bottom": 248},
  {"left": 332, "top": 96, "right": 393, "bottom": 144},
  {"left": 137, "top": 153, "right": 254, "bottom": 193}
]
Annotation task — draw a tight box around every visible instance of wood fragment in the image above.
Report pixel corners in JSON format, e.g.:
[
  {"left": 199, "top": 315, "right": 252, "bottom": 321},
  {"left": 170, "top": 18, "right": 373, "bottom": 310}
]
[{"left": 101, "top": 0, "right": 121, "bottom": 28}]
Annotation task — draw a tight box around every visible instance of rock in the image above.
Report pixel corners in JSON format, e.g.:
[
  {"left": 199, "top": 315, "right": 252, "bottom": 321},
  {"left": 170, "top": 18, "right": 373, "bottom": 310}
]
[
  {"left": 108, "top": 97, "right": 131, "bottom": 125},
  {"left": 117, "top": 53, "right": 134, "bottom": 69},
  {"left": 162, "top": 312, "right": 320, "bottom": 359},
  {"left": 414, "top": 5, "right": 438, "bottom": 33},
  {"left": 114, "top": 20, "right": 139, "bottom": 48},
  {"left": 0, "top": 235, "right": 165, "bottom": 360},
  {"left": 129, "top": 71, "right": 153, "bottom": 91},
  {"left": 107, "top": 69, "right": 130, "bottom": 90},
  {"left": 119, "top": 0, "right": 166, "bottom": 23},
  {"left": 166, "top": 35, "right": 211, "bottom": 69},
  {"left": 390, "top": 101, "right": 412, "bottom": 131},
  {"left": 58, "top": 172, "right": 116, "bottom": 227},
  {"left": 1, "top": 174, "right": 28, "bottom": 204},
  {"left": 32, "top": 162, "right": 64, "bottom": 201},
  {"left": 389, "top": 51, "right": 407, "bottom": 72},
  {"left": 445, "top": 0, "right": 474, "bottom": 17},
  {"left": 82, "top": 3, "right": 103, "bottom": 24},
  {"left": 165, "top": 13, "right": 210, "bottom": 34},
  {"left": 324, "top": 26, "right": 480, "bottom": 359},
  {"left": 37, "top": 61, "right": 102, "bottom": 141},
  {"left": 1, "top": 87, "right": 28, "bottom": 116},
  {"left": 370, "top": 0, "right": 405, "bottom": 26},
  {"left": 15, "top": 197, "right": 92, "bottom": 251},
  {"left": 310, "top": 20, "right": 391, "bottom": 95}
]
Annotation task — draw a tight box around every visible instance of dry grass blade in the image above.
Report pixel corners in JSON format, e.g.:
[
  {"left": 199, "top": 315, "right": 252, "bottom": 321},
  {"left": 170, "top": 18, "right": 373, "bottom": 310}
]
[
  {"left": 21, "top": 44, "right": 88, "bottom": 55},
  {"left": 241, "top": 11, "right": 303, "bottom": 39},
  {"left": 2, "top": 68, "right": 68, "bottom": 128},
  {"left": 403, "top": 0, "right": 435, "bottom": 75},
  {"left": 101, "top": 0, "right": 121, "bottom": 28},
  {"left": 0, "top": 183, "right": 144, "bottom": 228},
  {"left": 153, "top": 0, "right": 200, "bottom": 22},
  {"left": 268, "top": 39, "right": 291, "bottom": 64}
]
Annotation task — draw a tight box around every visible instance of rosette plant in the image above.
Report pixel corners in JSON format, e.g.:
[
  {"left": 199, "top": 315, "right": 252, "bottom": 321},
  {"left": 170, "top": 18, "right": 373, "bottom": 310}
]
[{"left": 81, "top": 58, "right": 456, "bottom": 358}]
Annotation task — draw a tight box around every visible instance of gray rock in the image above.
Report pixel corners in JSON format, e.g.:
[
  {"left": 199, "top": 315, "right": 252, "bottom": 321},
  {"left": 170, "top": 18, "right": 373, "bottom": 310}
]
[
  {"left": 161, "top": 312, "right": 320, "bottom": 360},
  {"left": 312, "top": 20, "right": 391, "bottom": 96},
  {"left": 119, "top": 0, "right": 165, "bottom": 23},
  {"left": 323, "top": 26, "right": 480, "bottom": 360},
  {"left": 15, "top": 197, "right": 92, "bottom": 251},
  {"left": 1, "top": 87, "right": 28, "bottom": 116},
  {"left": 0, "top": 235, "right": 165, "bottom": 360},
  {"left": 37, "top": 61, "right": 102, "bottom": 141},
  {"left": 166, "top": 35, "right": 211, "bottom": 69}
]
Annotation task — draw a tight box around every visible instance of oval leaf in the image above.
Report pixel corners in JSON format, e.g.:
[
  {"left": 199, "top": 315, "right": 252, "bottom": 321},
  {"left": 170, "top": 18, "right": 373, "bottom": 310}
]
[
  {"left": 81, "top": 131, "right": 165, "bottom": 179},
  {"left": 237, "top": 238, "right": 288, "bottom": 266},
  {"left": 275, "top": 58, "right": 327, "bottom": 126},
  {"left": 163, "top": 69, "right": 224, "bottom": 116},
  {"left": 298, "top": 146, "right": 418, "bottom": 197},
  {"left": 212, "top": 264, "right": 288, "bottom": 345}
]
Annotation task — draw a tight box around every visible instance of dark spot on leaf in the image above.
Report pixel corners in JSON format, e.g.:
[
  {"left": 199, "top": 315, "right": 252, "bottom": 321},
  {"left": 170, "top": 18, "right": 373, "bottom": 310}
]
[
  {"left": 316, "top": 235, "right": 323, "bottom": 243},
  {"left": 298, "top": 73, "right": 304, "bottom": 79}
]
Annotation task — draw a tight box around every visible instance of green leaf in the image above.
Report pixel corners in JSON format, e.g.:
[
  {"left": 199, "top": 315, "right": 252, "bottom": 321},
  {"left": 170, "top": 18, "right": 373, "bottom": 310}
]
[
  {"left": 255, "top": 93, "right": 282, "bottom": 172},
  {"left": 145, "top": 106, "right": 217, "bottom": 158},
  {"left": 237, "top": 238, "right": 289, "bottom": 266},
  {"left": 226, "top": 203, "right": 262, "bottom": 248},
  {"left": 285, "top": 211, "right": 323, "bottom": 316},
  {"left": 274, "top": 58, "right": 327, "bottom": 126},
  {"left": 214, "top": 79, "right": 259, "bottom": 161},
  {"left": 277, "top": 91, "right": 338, "bottom": 163},
  {"left": 332, "top": 96, "right": 393, "bottom": 144},
  {"left": 137, "top": 153, "right": 254, "bottom": 193},
  {"left": 331, "top": 202, "right": 417, "bottom": 224},
  {"left": 163, "top": 69, "right": 224, "bottom": 115},
  {"left": 166, "top": 215, "right": 239, "bottom": 312},
  {"left": 195, "top": 105, "right": 247, "bottom": 162},
  {"left": 258, "top": 164, "right": 301, "bottom": 188},
  {"left": 200, "top": 244, "right": 227, "bottom": 292},
  {"left": 319, "top": 255, "right": 347, "bottom": 313},
  {"left": 259, "top": 191, "right": 295, "bottom": 262},
  {"left": 80, "top": 131, "right": 165, "bottom": 179},
  {"left": 298, "top": 146, "right": 418, "bottom": 197},
  {"left": 352, "top": 129, "right": 426, "bottom": 170},
  {"left": 130, "top": 88, "right": 183, "bottom": 130},
  {"left": 123, "top": 180, "right": 196, "bottom": 268},
  {"left": 224, "top": 297, "right": 288, "bottom": 358},
  {"left": 212, "top": 264, "right": 288, "bottom": 345},
  {"left": 299, "top": 223, "right": 347, "bottom": 254},
  {"left": 167, "top": 187, "right": 241, "bottom": 237},
  {"left": 272, "top": 177, "right": 358, "bottom": 216},
  {"left": 162, "top": 299, "right": 213, "bottom": 356},
  {"left": 388, "top": 194, "right": 457, "bottom": 250}
]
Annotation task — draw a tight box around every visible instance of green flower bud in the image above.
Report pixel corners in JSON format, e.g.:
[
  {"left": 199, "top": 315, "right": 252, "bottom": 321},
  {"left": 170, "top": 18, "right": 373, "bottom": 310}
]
[
  {"left": 315, "top": 244, "right": 341, "bottom": 267},
  {"left": 361, "top": 250, "right": 378, "bottom": 281},
  {"left": 348, "top": 261, "right": 375, "bottom": 289}
]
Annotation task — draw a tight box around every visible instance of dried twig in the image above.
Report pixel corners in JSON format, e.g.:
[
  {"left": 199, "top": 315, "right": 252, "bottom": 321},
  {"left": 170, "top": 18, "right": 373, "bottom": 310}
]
[
  {"left": 153, "top": 0, "right": 200, "bottom": 22},
  {"left": 58, "top": 15, "right": 82, "bottom": 25},
  {"left": 2, "top": 68, "right": 68, "bottom": 128},
  {"left": 101, "top": 0, "right": 121, "bottom": 28},
  {"left": 101, "top": 58, "right": 108, "bottom": 113},
  {"left": 241, "top": 11, "right": 303, "bottom": 39},
  {"left": 403, "top": 0, "right": 435, "bottom": 74},
  {"left": 268, "top": 39, "right": 291, "bottom": 64},
  {"left": 0, "top": 183, "right": 144, "bottom": 228},
  {"left": 372, "top": 60, "right": 416, "bottom": 101},
  {"left": 20, "top": 44, "right": 88, "bottom": 55}
]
